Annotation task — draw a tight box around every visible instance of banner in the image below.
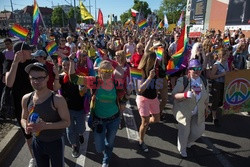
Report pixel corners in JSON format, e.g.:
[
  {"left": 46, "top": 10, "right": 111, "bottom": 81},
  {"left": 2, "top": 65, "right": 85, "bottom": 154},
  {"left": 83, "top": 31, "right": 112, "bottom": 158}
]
[
  {"left": 189, "top": 0, "right": 207, "bottom": 25},
  {"left": 223, "top": 70, "right": 250, "bottom": 114}
]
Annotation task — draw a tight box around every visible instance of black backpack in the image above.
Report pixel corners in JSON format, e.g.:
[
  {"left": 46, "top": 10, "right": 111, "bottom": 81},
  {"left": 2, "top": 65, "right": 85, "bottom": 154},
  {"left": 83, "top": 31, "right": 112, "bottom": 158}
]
[{"left": 183, "top": 75, "right": 207, "bottom": 91}]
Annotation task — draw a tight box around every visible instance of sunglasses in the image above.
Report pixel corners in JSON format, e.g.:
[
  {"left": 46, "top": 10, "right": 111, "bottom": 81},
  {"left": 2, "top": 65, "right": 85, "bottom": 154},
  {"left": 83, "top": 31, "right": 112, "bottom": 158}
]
[
  {"left": 29, "top": 75, "right": 48, "bottom": 82},
  {"left": 99, "top": 69, "right": 114, "bottom": 73},
  {"left": 190, "top": 67, "right": 202, "bottom": 71}
]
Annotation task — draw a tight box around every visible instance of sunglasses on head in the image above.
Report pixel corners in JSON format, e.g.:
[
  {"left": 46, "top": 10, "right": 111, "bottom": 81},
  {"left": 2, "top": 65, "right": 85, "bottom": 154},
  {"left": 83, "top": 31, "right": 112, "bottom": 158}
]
[
  {"left": 190, "top": 67, "right": 202, "bottom": 71},
  {"left": 99, "top": 69, "right": 114, "bottom": 73}
]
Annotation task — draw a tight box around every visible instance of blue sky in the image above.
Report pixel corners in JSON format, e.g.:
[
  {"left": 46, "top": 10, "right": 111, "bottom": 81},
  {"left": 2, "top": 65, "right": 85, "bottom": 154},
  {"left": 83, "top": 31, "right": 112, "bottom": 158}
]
[{"left": 1, "top": 0, "right": 162, "bottom": 22}]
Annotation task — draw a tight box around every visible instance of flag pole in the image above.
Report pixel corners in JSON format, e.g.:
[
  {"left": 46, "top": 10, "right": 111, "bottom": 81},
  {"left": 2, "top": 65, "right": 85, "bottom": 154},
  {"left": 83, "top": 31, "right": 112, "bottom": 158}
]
[{"left": 36, "top": 0, "right": 46, "bottom": 29}]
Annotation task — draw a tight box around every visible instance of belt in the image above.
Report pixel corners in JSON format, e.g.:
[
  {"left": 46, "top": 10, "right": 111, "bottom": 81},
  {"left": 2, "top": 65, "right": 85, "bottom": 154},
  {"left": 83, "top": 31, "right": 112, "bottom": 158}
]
[{"left": 94, "top": 112, "right": 120, "bottom": 122}]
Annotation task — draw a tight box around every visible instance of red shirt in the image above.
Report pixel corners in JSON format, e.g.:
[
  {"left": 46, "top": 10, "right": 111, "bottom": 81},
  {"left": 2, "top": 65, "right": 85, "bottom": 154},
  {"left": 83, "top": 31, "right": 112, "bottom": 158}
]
[
  {"left": 131, "top": 52, "right": 143, "bottom": 68},
  {"left": 58, "top": 46, "right": 71, "bottom": 66},
  {"left": 46, "top": 61, "right": 55, "bottom": 90}
]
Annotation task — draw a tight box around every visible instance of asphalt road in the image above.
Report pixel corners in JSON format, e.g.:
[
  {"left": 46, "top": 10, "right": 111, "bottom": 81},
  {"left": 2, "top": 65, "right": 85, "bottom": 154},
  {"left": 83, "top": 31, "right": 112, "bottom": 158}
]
[{"left": 2, "top": 95, "right": 250, "bottom": 167}]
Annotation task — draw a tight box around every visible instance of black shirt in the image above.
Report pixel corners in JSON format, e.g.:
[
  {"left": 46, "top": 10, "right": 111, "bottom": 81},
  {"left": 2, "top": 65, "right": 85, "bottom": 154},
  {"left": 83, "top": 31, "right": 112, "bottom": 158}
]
[
  {"left": 3, "top": 59, "right": 37, "bottom": 113},
  {"left": 138, "top": 74, "right": 157, "bottom": 99},
  {"left": 59, "top": 74, "right": 84, "bottom": 111}
]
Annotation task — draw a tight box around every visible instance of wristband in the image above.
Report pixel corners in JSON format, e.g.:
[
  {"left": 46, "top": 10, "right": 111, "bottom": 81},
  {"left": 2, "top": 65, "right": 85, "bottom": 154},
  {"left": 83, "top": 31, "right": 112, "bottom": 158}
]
[{"left": 184, "top": 92, "right": 188, "bottom": 99}]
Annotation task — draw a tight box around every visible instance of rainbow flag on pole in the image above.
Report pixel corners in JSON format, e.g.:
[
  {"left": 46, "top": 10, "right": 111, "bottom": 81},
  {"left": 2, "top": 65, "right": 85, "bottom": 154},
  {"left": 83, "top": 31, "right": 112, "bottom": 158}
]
[
  {"left": 87, "top": 27, "right": 94, "bottom": 35},
  {"left": 157, "top": 21, "right": 164, "bottom": 29},
  {"left": 9, "top": 24, "right": 29, "bottom": 41},
  {"left": 130, "top": 68, "right": 142, "bottom": 79},
  {"left": 138, "top": 19, "right": 148, "bottom": 29},
  {"left": 31, "top": 0, "right": 41, "bottom": 45},
  {"left": 166, "top": 26, "right": 189, "bottom": 75},
  {"left": 46, "top": 41, "right": 58, "bottom": 56},
  {"left": 224, "top": 37, "right": 230, "bottom": 45},
  {"left": 156, "top": 47, "right": 164, "bottom": 60}
]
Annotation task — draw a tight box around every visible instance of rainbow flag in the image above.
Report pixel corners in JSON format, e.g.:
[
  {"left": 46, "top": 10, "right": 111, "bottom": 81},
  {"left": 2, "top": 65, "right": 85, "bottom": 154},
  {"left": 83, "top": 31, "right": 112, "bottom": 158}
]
[
  {"left": 46, "top": 41, "right": 58, "bottom": 55},
  {"left": 130, "top": 68, "right": 142, "bottom": 79},
  {"left": 114, "top": 40, "right": 120, "bottom": 47},
  {"left": 31, "top": 0, "right": 41, "bottom": 45},
  {"left": 138, "top": 19, "right": 148, "bottom": 29},
  {"left": 215, "top": 46, "right": 223, "bottom": 53},
  {"left": 166, "top": 26, "right": 189, "bottom": 75},
  {"left": 156, "top": 47, "right": 164, "bottom": 60},
  {"left": 126, "top": 53, "right": 131, "bottom": 59},
  {"left": 87, "top": 27, "right": 94, "bottom": 35},
  {"left": 158, "top": 21, "right": 164, "bottom": 29},
  {"left": 9, "top": 24, "right": 29, "bottom": 41},
  {"left": 224, "top": 37, "right": 230, "bottom": 45}
]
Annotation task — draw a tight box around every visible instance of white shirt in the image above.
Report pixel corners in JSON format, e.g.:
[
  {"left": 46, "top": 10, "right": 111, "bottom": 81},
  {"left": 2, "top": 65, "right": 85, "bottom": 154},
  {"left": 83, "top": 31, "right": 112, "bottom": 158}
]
[
  {"left": 190, "top": 77, "right": 202, "bottom": 115},
  {"left": 66, "top": 42, "right": 76, "bottom": 53}
]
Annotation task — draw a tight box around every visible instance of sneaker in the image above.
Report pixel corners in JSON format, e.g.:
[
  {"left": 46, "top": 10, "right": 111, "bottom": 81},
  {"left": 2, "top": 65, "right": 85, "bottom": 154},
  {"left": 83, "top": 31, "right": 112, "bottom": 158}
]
[
  {"left": 79, "top": 135, "right": 84, "bottom": 144},
  {"left": 139, "top": 142, "right": 149, "bottom": 152},
  {"left": 28, "top": 158, "right": 36, "bottom": 167},
  {"left": 213, "top": 119, "right": 221, "bottom": 127},
  {"left": 102, "top": 163, "right": 109, "bottom": 167},
  {"left": 179, "top": 150, "right": 187, "bottom": 158},
  {"left": 72, "top": 146, "right": 80, "bottom": 158}
]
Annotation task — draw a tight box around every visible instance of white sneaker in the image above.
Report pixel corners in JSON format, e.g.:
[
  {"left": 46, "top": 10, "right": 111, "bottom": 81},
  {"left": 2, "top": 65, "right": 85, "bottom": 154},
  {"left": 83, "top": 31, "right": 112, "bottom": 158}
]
[
  {"left": 180, "top": 151, "right": 187, "bottom": 158},
  {"left": 28, "top": 158, "right": 36, "bottom": 167},
  {"left": 102, "top": 163, "right": 109, "bottom": 167}
]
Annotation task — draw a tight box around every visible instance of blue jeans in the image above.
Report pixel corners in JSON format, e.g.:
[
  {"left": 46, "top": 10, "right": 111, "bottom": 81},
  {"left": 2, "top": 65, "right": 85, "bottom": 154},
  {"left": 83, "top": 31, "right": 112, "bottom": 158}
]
[
  {"left": 66, "top": 109, "right": 86, "bottom": 145},
  {"left": 94, "top": 116, "right": 120, "bottom": 164},
  {"left": 32, "top": 137, "right": 64, "bottom": 167}
]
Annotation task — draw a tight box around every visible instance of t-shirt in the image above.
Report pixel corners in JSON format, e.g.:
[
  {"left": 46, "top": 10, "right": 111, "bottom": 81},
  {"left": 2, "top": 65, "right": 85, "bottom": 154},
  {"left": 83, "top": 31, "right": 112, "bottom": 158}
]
[
  {"left": 46, "top": 61, "right": 55, "bottom": 90},
  {"left": 131, "top": 52, "right": 143, "bottom": 68},
  {"left": 3, "top": 49, "right": 14, "bottom": 60},
  {"left": 190, "top": 77, "right": 202, "bottom": 115},
  {"left": 59, "top": 74, "right": 84, "bottom": 111},
  {"left": 58, "top": 46, "right": 71, "bottom": 66},
  {"left": 94, "top": 87, "right": 118, "bottom": 118},
  {"left": 65, "top": 42, "right": 76, "bottom": 54},
  {"left": 3, "top": 59, "right": 37, "bottom": 113}
]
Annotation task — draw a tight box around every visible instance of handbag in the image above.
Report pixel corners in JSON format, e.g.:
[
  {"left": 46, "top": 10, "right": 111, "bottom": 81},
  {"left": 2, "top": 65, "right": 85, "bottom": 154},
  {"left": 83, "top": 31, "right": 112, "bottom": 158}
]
[{"left": 0, "top": 86, "right": 15, "bottom": 119}]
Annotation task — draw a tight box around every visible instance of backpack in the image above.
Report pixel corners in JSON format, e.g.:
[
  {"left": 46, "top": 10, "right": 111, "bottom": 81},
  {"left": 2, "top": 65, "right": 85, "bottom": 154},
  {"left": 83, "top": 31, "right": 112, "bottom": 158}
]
[{"left": 183, "top": 75, "right": 207, "bottom": 91}]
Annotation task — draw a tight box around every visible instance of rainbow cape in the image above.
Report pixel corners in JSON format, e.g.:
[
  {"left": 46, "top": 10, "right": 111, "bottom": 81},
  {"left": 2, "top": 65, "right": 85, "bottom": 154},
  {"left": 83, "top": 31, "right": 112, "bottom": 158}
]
[
  {"left": 158, "top": 21, "right": 164, "bottom": 29},
  {"left": 87, "top": 27, "right": 94, "bottom": 35},
  {"left": 9, "top": 24, "right": 29, "bottom": 41},
  {"left": 130, "top": 68, "right": 142, "bottom": 79},
  {"left": 126, "top": 53, "right": 131, "bottom": 59},
  {"left": 166, "top": 26, "right": 189, "bottom": 75},
  {"left": 46, "top": 41, "right": 58, "bottom": 55},
  {"left": 31, "top": 0, "right": 41, "bottom": 45},
  {"left": 138, "top": 19, "right": 148, "bottom": 29},
  {"left": 224, "top": 37, "right": 229, "bottom": 45},
  {"left": 156, "top": 47, "right": 164, "bottom": 60}
]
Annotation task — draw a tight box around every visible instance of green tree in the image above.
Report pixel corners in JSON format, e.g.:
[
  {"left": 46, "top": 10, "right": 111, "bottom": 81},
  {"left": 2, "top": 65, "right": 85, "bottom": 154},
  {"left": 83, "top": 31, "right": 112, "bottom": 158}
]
[
  {"left": 51, "top": 7, "right": 68, "bottom": 27},
  {"left": 120, "top": 0, "right": 152, "bottom": 24},
  {"left": 157, "top": 0, "right": 186, "bottom": 24},
  {"left": 68, "top": 7, "right": 82, "bottom": 23}
]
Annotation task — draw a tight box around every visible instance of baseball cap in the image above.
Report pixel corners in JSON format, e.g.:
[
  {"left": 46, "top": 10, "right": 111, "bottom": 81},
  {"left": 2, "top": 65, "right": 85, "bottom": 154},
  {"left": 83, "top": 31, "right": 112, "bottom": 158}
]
[
  {"left": 188, "top": 59, "right": 201, "bottom": 69},
  {"left": 13, "top": 41, "right": 31, "bottom": 54},
  {"left": 32, "top": 50, "right": 47, "bottom": 57},
  {"left": 25, "top": 62, "right": 48, "bottom": 74}
]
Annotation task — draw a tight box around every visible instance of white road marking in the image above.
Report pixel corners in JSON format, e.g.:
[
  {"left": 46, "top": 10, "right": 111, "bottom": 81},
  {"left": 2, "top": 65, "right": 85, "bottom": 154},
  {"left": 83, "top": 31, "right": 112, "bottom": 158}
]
[
  {"left": 123, "top": 103, "right": 140, "bottom": 141},
  {"left": 75, "top": 116, "right": 91, "bottom": 167}
]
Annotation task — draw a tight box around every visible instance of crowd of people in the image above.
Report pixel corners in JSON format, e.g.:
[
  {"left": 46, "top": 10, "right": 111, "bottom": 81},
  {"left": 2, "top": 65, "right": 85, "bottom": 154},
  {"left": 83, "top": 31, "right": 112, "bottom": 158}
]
[{"left": 0, "top": 23, "right": 249, "bottom": 167}]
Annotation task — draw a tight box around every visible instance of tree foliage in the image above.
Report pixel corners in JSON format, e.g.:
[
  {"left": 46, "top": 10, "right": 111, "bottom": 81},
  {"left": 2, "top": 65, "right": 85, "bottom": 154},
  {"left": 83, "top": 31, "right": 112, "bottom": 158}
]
[
  {"left": 51, "top": 7, "right": 68, "bottom": 27},
  {"left": 120, "top": 0, "right": 152, "bottom": 24},
  {"left": 68, "top": 7, "right": 82, "bottom": 23},
  {"left": 157, "top": 0, "right": 186, "bottom": 24}
]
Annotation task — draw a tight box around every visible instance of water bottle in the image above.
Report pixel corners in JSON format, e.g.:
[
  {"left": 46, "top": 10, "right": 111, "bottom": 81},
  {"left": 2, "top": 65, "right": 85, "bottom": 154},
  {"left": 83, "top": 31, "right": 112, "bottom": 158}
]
[
  {"left": 29, "top": 113, "right": 39, "bottom": 124},
  {"left": 29, "top": 113, "right": 40, "bottom": 136}
]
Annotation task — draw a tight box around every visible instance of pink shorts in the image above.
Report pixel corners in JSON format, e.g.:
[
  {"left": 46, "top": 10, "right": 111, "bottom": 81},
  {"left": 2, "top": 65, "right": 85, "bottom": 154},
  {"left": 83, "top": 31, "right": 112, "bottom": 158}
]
[{"left": 136, "top": 95, "right": 160, "bottom": 117}]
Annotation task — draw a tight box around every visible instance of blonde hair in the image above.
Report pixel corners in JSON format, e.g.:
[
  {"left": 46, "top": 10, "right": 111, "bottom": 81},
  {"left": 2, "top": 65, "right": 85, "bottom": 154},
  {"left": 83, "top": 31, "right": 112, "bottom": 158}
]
[
  {"left": 202, "top": 38, "right": 212, "bottom": 53},
  {"left": 138, "top": 52, "right": 156, "bottom": 78},
  {"left": 115, "top": 50, "right": 126, "bottom": 63}
]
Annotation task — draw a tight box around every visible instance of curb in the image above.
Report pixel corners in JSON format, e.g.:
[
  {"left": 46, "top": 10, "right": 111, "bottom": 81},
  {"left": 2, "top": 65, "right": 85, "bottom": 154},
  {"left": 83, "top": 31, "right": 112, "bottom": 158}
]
[{"left": 0, "top": 125, "right": 21, "bottom": 165}]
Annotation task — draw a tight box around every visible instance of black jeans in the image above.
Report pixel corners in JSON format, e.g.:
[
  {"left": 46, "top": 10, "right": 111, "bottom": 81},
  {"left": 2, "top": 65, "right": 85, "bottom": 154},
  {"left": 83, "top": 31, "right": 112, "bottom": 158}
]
[{"left": 32, "top": 137, "right": 64, "bottom": 167}]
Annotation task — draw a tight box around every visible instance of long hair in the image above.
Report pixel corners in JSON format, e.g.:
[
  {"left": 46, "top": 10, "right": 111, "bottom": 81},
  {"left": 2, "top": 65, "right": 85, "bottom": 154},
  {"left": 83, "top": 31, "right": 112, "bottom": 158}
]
[{"left": 138, "top": 51, "right": 156, "bottom": 78}]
